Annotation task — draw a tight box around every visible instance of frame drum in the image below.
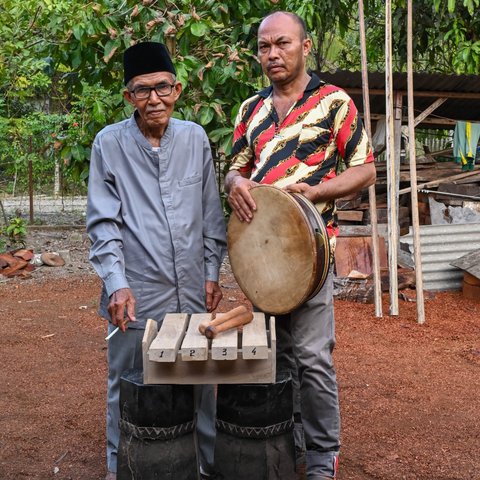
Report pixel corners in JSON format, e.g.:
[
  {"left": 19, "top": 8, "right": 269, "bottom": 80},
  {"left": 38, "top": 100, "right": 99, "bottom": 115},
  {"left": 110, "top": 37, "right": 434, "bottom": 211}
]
[{"left": 227, "top": 185, "right": 330, "bottom": 315}]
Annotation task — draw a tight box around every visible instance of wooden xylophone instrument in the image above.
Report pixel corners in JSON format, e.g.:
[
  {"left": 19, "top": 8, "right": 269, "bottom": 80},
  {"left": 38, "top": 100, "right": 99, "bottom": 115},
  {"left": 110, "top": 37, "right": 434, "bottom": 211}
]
[{"left": 142, "top": 312, "right": 276, "bottom": 384}]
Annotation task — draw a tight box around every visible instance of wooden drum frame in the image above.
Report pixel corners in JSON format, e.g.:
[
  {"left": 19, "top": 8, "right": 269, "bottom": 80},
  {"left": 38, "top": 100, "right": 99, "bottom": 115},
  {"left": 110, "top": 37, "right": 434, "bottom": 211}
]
[{"left": 227, "top": 185, "right": 330, "bottom": 315}]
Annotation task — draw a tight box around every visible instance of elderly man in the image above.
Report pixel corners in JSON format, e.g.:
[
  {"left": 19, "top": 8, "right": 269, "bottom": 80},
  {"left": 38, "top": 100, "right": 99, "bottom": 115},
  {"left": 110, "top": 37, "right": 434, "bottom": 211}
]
[
  {"left": 225, "top": 12, "right": 376, "bottom": 480},
  {"left": 87, "top": 42, "right": 226, "bottom": 480}
]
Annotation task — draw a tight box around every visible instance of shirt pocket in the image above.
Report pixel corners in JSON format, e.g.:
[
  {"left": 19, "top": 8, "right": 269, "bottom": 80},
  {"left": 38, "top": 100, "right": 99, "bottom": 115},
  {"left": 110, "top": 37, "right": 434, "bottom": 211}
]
[{"left": 178, "top": 174, "right": 202, "bottom": 187}]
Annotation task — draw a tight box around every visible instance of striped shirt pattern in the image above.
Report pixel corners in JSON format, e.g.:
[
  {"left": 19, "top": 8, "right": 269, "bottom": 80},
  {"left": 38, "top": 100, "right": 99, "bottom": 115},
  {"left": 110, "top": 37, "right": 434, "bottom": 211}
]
[{"left": 230, "top": 73, "right": 374, "bottom": 240}]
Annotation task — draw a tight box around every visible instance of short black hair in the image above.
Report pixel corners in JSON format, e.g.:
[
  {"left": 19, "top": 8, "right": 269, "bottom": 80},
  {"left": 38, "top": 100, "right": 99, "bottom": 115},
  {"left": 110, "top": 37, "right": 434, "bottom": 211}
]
[{"left": 259, "top": 11, "right": 308, "bottom": 40}]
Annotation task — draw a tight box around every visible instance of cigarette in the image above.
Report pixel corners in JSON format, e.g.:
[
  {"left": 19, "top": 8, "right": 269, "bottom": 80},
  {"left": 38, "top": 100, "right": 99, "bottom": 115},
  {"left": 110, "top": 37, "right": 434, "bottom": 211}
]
[{"left": 105, "top": 326, "right": 120, "bottom": 341}]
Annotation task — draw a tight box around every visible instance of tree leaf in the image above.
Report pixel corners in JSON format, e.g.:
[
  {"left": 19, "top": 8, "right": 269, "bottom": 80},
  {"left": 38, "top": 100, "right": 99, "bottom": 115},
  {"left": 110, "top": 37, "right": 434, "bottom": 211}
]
[{"left": 190, "top": 22, "right": 208, "bottom": 37}]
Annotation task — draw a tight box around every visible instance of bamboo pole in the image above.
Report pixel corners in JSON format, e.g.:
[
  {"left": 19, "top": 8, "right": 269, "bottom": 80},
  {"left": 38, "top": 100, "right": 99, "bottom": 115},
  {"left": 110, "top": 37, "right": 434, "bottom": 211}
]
[
  {"left": 0, "top": 199, "right": 8, "bottom": 226},
  {"left": 407, "top": 0, "right": 425, "bottom": 324},
  {"left": 358, "top": 0, "right": 382, "bottom": 317},
  {"left": 385, "top": 0, "right": 399, "bottom": 315},
  {"left": 28, "top": 136, "right": 34, "bottom": 224}
]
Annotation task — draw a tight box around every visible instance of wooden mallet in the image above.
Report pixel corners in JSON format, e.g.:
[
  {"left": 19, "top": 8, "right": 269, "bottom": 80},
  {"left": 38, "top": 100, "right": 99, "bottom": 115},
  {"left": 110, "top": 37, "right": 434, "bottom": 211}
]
[{"left": 198, "top": 305, "right": 253, "bottom": 339}]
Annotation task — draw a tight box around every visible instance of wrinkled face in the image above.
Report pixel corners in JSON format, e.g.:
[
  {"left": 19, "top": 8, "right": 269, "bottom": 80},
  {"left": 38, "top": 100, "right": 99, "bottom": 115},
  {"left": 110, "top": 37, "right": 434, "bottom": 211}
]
[
  {"left": 257, "top": 13, "right": 311, "bottom": 85},
  {"left": 124, "top": 71, "right": 182, "bottom": 131}
]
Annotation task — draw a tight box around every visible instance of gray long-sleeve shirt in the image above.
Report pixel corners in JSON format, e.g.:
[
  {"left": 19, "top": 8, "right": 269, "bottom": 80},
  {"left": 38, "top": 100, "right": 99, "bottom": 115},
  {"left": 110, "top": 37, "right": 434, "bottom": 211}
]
[{"left": 87, "top": 115, "right": 227, "bottom": 328}]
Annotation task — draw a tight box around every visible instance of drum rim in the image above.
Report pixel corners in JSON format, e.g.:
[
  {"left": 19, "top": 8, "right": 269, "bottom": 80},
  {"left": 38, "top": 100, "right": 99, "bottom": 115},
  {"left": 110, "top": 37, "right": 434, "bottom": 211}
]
[{"left": 291, "top": 193, "right": 331, "bottom": 300}]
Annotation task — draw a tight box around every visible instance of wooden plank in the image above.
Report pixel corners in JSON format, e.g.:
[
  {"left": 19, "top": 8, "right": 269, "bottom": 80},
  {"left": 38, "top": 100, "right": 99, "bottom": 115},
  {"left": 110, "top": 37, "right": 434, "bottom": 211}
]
[
  {"left": 180, "top": 313, "right": 210, "bottom": 361},
  {"left": 464, "top": 272, "right": 480, "bottom": 286},
  {"left": 148, "top": 313, "right": 189, "bottom": 363},
  {"left": 337, "top": 210, "right": 363, "bottom": 222},
  {"left": 335, "top": 236, "right": 388, "bottom": 277},
  {"left": 269, "top": 316, "right": 276, "bottom": 378},
  {"left": 414, "top": 98, "right": 447, "bottom": 127},
  {"left": 211, "top": 328, "right": 238, "bottom": 360},
  {"left": 142, "top": 319, "right": 159, "bottom": 381},
  {"left": 242, "top": 312, "right": 269, "bottom": 359},
  {"left": 143, "top": 355, "right": 275, "bottom": 384},
  {"left": 339, "top": 224, "right": 388, "bottom": 237},
  {"left": 399, "top": 169, "right": 480, "bottom": 195},
  {"left": 463, "top": 281, "right": 480, "bottom": 302}
]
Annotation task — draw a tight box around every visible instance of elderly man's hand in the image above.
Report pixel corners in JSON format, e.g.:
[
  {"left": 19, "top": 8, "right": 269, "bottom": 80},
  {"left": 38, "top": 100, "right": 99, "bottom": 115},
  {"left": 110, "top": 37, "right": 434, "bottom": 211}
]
[
  {"left": 205, "top": 280, "right": 222, "bottom": 312},
  {"left": 107, "top": 288, "right": 137, "bottom": 332}
]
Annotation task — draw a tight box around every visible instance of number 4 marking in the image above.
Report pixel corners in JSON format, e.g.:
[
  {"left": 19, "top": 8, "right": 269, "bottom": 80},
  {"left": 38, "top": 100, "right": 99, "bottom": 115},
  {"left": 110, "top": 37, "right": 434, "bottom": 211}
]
[{"left": 252, "top": 347, "right": 256, "bottom": 355}]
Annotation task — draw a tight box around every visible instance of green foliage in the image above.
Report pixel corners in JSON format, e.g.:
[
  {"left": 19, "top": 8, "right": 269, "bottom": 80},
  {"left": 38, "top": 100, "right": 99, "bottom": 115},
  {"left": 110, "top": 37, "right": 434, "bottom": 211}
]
[
  {"left": 0, "top": 113, "right": 88, "bottom": 195},
  {"left": 388, "top": 0, "right": 480, "bottom": 73},
  {"left": 0, "top": 0, "right": 363, "bottom": 184},
  {"left": 3, "top": 217, "right": 27, "bottom": 248},
  {"left": 0, "top": 0, "right": 479, "bottom": 195}
]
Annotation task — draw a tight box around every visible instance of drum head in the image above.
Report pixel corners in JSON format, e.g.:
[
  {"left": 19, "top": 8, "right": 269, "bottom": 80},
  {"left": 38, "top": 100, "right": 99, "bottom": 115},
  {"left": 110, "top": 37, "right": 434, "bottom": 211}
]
[{"left": 227, "top": 185, "right": 322, "bottom": 315}]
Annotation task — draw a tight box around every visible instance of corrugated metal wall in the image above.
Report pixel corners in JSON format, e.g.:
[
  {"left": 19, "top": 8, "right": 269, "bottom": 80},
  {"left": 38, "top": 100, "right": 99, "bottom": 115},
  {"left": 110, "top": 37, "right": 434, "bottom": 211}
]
[{"left": 400, "top": 223, "right": 480, "bottom": 291}]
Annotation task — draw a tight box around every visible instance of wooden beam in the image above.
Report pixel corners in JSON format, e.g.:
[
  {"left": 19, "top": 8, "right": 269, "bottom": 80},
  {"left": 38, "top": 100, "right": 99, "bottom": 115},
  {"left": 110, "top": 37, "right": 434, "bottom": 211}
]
[
  {"left": 399, "top": 169, "right": 480, "bottom": 195},
  {"left": 414, "top": 98, "right": 448, "bottom": 127},
  {"left": 370, "top": 114, "right": 456, "bottom": 126},
  {"left": 407, "top": 0, "right": 425, "bottom": 324},
  {"left": 346, "top": 88, "right": 480, "bottom": 100}
]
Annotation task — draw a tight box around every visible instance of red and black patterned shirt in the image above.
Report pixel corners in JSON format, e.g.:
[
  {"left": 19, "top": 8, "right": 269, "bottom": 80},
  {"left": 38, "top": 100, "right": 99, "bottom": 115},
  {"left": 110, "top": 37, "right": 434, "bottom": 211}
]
[{"left": 229, "top": 73, "right": 374, "bottom": 240}]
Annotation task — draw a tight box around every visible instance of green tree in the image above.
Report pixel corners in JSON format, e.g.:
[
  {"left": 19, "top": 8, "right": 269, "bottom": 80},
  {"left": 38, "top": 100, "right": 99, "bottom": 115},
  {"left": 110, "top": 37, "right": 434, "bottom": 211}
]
[{"left": 1, "top": 0, "right": 478, "bottom": 193}]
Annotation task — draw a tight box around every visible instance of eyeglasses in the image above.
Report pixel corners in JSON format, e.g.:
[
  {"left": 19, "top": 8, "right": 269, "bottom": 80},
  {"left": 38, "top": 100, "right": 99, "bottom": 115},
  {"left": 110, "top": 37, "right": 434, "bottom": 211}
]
[{"left": 129, "top": 83, "right": 175, "bottom": 99}]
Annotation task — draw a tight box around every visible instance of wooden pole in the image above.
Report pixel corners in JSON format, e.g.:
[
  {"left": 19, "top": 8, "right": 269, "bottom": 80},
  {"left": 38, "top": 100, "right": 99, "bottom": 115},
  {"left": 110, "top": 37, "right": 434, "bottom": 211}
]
[
  {"left": 0, "top": 199, "right": 8, "bottom": 226},
  {"left": 358, "top": 0, "right": 382, "bottom": 317},
  {"left": 407, "top": 0, "right": 425, "bottom": 324},
  {"left": 28, "top": 136, "right": 34, "bottom": 224},
  {"left": 385, "top": 0, "right": 399, "bottom": 315}
]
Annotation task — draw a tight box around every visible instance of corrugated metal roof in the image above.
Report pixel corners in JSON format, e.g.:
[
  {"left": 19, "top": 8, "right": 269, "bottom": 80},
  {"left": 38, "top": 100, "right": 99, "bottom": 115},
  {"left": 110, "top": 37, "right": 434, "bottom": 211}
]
[
  {"left": 400, "top": 223, "right": 480, "bottom": 291},
  {"left": 315, "top": 70, "right": 480, "bottom": 127}
]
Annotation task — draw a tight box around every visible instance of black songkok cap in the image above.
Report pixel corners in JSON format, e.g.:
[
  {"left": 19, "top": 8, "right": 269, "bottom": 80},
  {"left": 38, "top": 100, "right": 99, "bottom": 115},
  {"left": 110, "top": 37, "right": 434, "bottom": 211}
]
[{"left": 123, "top": 42, "right": 176, "bottom": 85}]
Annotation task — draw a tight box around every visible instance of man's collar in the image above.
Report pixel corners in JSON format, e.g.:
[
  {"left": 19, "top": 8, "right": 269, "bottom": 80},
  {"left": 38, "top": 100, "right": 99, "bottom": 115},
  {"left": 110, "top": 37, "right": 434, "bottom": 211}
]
[{"left": 257, "top": 72, "right": 323, "bottom": 99}]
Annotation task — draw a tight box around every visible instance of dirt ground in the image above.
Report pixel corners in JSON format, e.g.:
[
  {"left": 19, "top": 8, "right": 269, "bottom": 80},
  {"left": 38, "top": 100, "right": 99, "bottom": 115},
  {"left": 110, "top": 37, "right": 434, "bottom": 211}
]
[{"left": 0, "top": 227, "right": 479, "bottom": 480}]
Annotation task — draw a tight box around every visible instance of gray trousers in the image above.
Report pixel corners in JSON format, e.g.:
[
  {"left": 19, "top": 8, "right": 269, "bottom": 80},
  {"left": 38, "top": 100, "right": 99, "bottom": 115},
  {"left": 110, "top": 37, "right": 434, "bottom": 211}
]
[
  {"left": 106, "top": 323, "right": 216, "bottom": 475},
  {"left": 274, "top": 269, "right": 340, "bottom": 479}
]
